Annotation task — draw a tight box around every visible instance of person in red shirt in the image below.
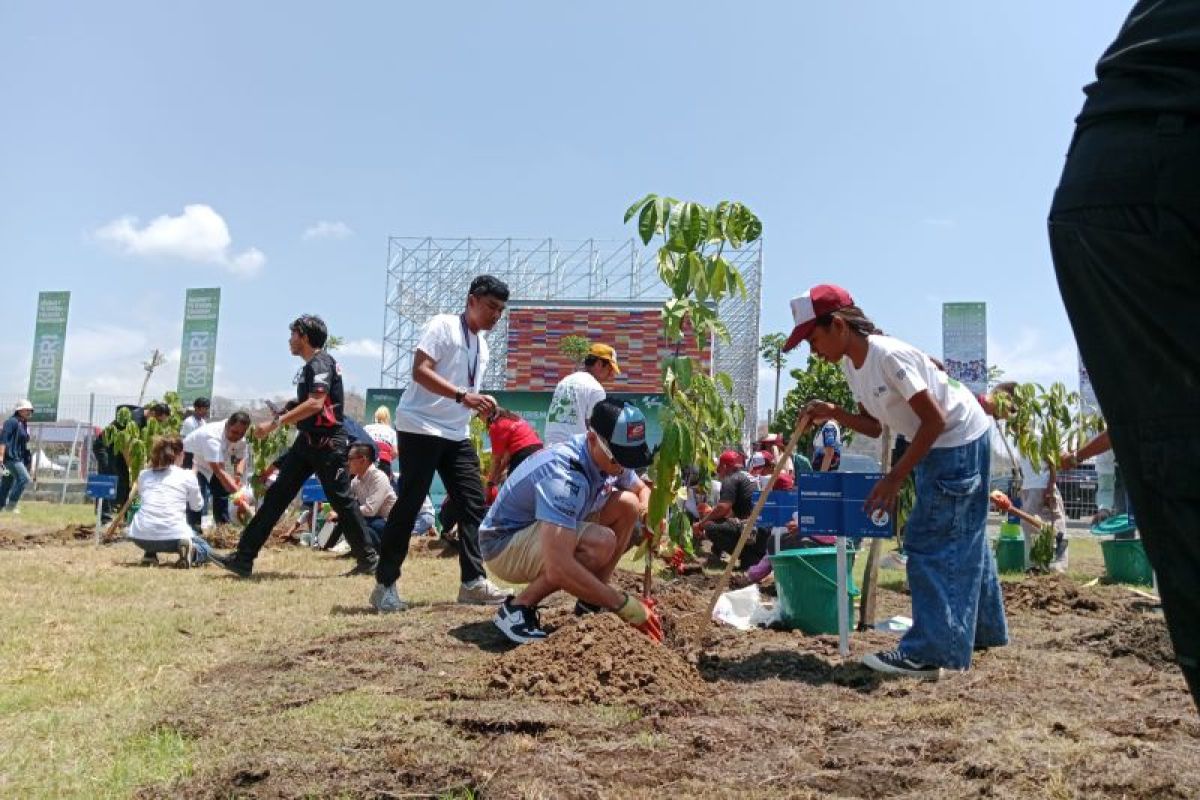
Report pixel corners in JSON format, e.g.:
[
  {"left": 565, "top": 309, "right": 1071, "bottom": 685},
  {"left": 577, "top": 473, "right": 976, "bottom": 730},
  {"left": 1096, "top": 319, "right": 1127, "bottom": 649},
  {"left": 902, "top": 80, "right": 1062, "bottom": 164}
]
[{"left": 483, "top": 408, "right": 543, "bottom": 494}]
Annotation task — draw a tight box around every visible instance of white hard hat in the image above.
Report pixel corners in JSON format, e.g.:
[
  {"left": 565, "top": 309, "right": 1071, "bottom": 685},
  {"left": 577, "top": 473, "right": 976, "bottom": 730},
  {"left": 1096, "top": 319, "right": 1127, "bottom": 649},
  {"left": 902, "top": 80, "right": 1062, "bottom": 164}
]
[{"left": 14, "top": 399, "right": 33, "bottom": 412}]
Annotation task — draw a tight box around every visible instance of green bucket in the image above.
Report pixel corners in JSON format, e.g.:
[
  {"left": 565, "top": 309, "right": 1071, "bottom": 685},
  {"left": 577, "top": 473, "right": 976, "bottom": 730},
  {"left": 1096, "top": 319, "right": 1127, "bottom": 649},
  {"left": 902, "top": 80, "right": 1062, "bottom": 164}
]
[
  {"left": 1101, "top": 538, "right": 1154, "bottom": 585},
  {"left": 769, "top": 546, "right": 858, "bottom": 635},
  {"left": 999, "top": 521, "right": 1022, "bottom": 539},
  {"left": 995, "top": 537, "right": 1026, "bottom": 573}
]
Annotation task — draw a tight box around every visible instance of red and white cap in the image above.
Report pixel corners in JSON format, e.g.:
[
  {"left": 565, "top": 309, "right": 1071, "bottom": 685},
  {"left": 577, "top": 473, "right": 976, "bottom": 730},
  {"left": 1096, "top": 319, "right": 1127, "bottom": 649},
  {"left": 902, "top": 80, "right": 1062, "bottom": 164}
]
[{"left": 783, "top": 284, "right": 855, "bottom": 352}]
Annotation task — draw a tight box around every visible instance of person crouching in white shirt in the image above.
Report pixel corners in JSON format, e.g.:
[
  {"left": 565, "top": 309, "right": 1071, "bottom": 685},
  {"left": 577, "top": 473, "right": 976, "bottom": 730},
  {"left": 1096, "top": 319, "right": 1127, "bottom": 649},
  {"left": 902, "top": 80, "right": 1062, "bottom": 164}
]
[{"left": 127, "top": 435, "right": 213, "bottom": 567}]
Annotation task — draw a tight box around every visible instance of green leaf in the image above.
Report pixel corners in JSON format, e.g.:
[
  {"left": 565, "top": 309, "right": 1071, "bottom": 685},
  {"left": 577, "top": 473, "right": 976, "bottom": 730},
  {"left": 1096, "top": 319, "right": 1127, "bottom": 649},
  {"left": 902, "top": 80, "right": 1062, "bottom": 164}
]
[
  {"left": 638, "top": 201, "right": 658, "bottom": 245},
  {"left": 624, "top": 193, "right": 655, "bottom": 224},
  {"left": 673, "top": 356, "right": 694, "bottom": 390}
]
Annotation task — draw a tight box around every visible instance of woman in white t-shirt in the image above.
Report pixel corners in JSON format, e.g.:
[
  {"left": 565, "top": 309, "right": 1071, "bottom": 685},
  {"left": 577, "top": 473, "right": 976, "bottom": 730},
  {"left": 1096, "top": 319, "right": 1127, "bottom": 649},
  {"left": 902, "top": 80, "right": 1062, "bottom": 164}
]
[
  {"left": 364, "top": 405, "right": 399, "bottom": 478},
  {"left": 784, "top": 284, "right": 1007, "bottom": 680},
  {"left": 127, "top": 435, "right": 213, "bottom": 567}
]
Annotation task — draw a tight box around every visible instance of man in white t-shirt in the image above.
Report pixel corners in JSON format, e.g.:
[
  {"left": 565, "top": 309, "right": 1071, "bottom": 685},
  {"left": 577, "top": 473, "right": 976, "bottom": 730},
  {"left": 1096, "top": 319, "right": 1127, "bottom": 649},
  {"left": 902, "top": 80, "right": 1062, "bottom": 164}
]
[
  {"left": 543, "top": 343, "right": 620, "bottom": 446},
  {"left": 370, "top": 275, "right": 510, "bottom": 613},
  {"left": 183, "top": 412, "right": 250, "bottom": 527},
  {"left": 179, "top": 397, "right": 210, "bottom": 470}
]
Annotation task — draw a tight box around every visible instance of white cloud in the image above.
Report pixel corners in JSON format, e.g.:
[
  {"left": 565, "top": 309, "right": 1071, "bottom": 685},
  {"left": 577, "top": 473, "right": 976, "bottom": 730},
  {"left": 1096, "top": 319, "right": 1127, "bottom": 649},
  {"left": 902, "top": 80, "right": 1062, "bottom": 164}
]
[
  {"left": 988, "top": 328, "right": 1078, "bottom": 388},
  {"left": 335, "top": 338, "right": 382, "bottom": 358},
  {"left": 93, "top": 204, "right": 266, "bottom": 278},
  {"left": 302, "top": 220, "right": 353, "bottom": 241}
]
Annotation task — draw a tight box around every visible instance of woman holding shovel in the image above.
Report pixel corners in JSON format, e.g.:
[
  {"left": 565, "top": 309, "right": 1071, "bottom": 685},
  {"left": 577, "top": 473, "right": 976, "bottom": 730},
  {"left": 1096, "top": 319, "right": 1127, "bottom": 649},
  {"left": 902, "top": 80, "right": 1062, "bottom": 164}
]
[{"left": 784, "top": 284, "right": 1008, "bottom": 680}]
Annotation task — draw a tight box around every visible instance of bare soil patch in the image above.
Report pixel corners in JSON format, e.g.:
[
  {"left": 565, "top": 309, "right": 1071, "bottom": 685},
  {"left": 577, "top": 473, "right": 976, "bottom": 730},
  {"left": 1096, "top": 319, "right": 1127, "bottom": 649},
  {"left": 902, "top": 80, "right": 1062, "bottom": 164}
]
[{"left": 142, "top": 570, "right": 1200, "bottom": 799}]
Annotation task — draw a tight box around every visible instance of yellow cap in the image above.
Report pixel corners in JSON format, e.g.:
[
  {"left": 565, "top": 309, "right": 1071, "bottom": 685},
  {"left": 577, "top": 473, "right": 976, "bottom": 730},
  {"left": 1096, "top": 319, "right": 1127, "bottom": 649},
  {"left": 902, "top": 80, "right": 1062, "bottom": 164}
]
[{"left": 588, "top": 343, "right": 620, "bottom": 374}]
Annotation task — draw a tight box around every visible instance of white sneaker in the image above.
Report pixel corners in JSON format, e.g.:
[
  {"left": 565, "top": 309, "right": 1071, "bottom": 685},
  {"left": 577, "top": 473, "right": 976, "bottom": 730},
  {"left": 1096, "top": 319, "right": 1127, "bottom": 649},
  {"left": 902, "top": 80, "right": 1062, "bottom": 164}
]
[
  {"left": 177, "top": 539, "right": 195, "bottom": 569},
  {"left": 458, "top": 577, "right": 507, "bottom": 605},
  {"left": 493, "top": 597, "right": 548, "bottom": 644},
  {"left": 8, "top": 507, "right": 19, "bottom": 516},
  {"left": 369, "top": 583, "right": 407, "bottom": 614}
]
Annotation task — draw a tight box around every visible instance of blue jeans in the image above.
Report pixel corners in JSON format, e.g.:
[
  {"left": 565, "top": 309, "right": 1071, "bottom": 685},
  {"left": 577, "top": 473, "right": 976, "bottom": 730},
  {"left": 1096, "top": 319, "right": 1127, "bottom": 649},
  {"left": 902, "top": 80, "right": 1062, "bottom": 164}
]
[
  {"left": 899, "top": 433, "right": 1008, "bottom": 670},
  {"left": 0, "top": 460, "right": 31, "bottom": 510},
  {"left": 129, "top": 535, "right": 214, "bottom": 564}
]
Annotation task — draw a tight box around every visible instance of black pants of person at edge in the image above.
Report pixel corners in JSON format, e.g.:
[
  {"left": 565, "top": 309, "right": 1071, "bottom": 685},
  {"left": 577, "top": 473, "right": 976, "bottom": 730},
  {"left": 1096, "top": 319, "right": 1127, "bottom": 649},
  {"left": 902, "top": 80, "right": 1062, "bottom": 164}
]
[
  {"left": 1050, "top": 111, "right": 1200, "bottom": 711},
  {"left": 376, "top": 431, "right": 488, "bottom": 588},
  {"left": 232, "top": 431, "right": 377, "bottom": 566}
]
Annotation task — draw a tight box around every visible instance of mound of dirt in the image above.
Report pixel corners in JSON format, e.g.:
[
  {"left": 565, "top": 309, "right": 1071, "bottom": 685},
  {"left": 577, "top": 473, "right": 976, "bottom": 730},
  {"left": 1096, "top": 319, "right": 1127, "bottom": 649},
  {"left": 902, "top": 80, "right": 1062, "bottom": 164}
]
[
  {"left": 0, "top": 524, "right": 106, "bottom": 549},
  {"left": 1075, "top": 612, "right": 1177, "bottom": 670},
  {"left": 485, "top": 613, "right": 706, "bottom": 704},
  {"left": 1003, "top": 573, "right": 1111, "bottom": 615}
]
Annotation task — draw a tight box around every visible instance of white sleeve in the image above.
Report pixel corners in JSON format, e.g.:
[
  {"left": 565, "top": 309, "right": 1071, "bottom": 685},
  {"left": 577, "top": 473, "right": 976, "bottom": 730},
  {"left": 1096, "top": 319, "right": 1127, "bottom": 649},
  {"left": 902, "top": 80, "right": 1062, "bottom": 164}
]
[
  {"left": 203, "top": 434, "right": 223, "bottom": 467},
  {"left": 415, "top": 316, "right": 454, "bottom": 364},
  {"left": 581, "top": 383, "right": 606, "bottom": 428},
  {"left": 185, "top": 470, "right": 204, "bottom": 512},
  {"left": 881, "top": 350, "right": 930, "bottom": 402}
]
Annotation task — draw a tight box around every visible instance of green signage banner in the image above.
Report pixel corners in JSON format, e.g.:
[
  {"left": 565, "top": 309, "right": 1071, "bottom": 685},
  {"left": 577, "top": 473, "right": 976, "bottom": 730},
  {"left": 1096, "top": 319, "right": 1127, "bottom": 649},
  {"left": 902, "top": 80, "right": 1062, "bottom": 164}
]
[
  {"left": 26, "top": 291, "right": 71, "bottom": 422},
  {"left": 363, "top": 387, "right": 407, "bottom": 424},
  {"left": 177, "top": 288, "right": 221, "bottom": 406}
]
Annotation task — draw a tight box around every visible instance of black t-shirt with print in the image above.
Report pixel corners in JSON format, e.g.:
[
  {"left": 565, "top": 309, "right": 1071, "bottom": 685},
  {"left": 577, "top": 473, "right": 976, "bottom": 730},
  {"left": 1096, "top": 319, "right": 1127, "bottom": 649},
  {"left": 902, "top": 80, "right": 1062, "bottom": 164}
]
[
  {"left": 719, "top": 470, "right": 757, "bottom": 520},
  {"left": 1077, "top": 0, "right": 1200, "bottom": 124},
  {"left": 296, "top": 350, "right": 344, "bottom": 436}
]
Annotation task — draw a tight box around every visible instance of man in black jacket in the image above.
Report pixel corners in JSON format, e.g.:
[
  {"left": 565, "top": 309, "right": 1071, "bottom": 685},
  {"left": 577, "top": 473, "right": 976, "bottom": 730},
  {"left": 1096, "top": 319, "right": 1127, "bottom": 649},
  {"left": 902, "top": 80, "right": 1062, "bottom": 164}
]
[{"left": 212, "top": 315, "right": 378, "bottom": 577}]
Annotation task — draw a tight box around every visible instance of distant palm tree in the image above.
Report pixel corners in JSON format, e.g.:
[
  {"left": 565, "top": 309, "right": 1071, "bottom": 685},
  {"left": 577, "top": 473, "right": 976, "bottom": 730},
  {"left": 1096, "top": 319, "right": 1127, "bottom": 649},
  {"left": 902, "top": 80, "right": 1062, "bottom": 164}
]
[{"left": 760, "top": 333, "right": 788, "bottom": 422}]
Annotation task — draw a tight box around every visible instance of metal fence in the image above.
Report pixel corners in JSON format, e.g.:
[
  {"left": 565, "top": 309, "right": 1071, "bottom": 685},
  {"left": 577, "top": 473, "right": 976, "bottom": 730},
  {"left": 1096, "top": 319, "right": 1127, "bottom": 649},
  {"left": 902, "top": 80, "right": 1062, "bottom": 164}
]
[{"left": 0, "top": 393, "right": 264, "bottom": 503}]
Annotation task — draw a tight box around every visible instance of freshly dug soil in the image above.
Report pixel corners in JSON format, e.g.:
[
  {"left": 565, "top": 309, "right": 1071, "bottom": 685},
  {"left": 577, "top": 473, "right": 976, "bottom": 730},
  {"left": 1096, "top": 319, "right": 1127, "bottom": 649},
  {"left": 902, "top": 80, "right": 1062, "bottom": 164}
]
[
  {"left": 485, "top": 613, "right": 706, "bottom": 704},
  {"left": 0, "top": 524, "right": 108, "bottom": 549},
  {"left": 1075, "top": 611, "right": 1177, "bottom": 670},
  {"left": 1003, "top": 572, "right": 1111, "bottom": 614}
]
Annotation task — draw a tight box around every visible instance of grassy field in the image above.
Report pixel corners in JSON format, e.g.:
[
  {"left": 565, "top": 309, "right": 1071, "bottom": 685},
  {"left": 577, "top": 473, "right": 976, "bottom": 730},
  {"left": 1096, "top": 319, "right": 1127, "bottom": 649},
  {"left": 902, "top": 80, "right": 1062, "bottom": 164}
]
[{"left": 0, "top": 502, "right": 1159, "bottom": 798}]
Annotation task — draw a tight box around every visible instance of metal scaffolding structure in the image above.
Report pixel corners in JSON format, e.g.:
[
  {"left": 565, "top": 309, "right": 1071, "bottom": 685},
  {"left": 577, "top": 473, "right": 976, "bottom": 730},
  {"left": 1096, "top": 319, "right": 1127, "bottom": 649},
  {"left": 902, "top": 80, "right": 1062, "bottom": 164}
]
[{"left": 382, "top": 237, "right": 763, "bottom": 443}]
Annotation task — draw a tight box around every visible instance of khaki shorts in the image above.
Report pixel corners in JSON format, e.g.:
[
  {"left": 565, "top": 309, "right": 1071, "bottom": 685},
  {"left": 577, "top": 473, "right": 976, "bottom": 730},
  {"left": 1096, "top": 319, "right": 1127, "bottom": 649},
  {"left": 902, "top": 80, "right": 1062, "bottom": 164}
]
[{"left": 485, "top": 519, "right": 613, "bottom": 584}]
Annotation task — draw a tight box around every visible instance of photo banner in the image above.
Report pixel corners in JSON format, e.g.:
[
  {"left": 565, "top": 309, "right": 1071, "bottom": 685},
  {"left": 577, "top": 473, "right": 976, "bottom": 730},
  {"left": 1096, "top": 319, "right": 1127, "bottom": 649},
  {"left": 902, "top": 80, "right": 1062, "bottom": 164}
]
[
  {"left": 942, "top": 302, "right": 987, "bottom": 395},
  {"left": 26, "top": 291, "right": 71, "bottom": 422},
  {"left": 176, "top": 288, "right": 221, "bottom": 406}
]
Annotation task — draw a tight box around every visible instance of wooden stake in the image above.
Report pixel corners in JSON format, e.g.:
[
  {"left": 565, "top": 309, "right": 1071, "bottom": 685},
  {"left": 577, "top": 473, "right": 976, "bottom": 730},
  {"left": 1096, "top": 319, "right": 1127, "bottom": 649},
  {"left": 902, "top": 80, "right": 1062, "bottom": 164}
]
[
  {"left": 701, "top": 414, "right": 811, "bottom": 634},
  {"left": 857, "top": 426, "right": 891, "bottom": 631}
]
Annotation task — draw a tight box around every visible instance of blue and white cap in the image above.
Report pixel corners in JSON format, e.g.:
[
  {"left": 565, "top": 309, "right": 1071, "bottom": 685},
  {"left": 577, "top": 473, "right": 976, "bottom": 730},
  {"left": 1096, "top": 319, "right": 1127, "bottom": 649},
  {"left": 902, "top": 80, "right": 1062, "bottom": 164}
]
[{"left": 588, "top": 399, "right": 652, "bottom": 469}]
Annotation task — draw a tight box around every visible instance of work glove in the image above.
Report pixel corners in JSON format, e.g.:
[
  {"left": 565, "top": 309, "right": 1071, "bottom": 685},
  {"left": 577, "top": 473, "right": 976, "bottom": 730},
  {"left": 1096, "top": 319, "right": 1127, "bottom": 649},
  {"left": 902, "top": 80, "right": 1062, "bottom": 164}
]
[
  {"left": 485, "top": 483, "right": 499, "bottom": 505},
  {"left": 0, "top": 463, "right": 9, "bottom": 478},
  {"left": 615, "top": 592, "right": 664, "bottom": 643},
  {"left": 989, "top": 490, "right": 1013, "bottom": 513}
]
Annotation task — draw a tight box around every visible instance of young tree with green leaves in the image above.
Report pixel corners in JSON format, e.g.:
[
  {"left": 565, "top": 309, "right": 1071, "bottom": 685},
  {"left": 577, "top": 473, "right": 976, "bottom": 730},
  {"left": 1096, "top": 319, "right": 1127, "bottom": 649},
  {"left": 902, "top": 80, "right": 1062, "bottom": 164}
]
[
  {"left": 760, "top": 332, "right": 788, "bottom": 422},
  {"left": 623, "top": 194, "right": 758, "bottom": 577},
  {"left": 771, "top": 355, "right": 857, "bottom": 455},
  {"left": 557, "top": 334, "right": 592, "bottom": 363}
]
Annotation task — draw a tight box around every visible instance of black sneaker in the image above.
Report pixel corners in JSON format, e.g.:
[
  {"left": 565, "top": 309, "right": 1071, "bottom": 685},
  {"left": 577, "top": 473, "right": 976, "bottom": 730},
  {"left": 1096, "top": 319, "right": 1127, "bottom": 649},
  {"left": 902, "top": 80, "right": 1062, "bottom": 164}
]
[
  {"left": 493, "top": 597, "right": 547, "bottom": 644},
  {"left": 210, "top": 552, "right": 253, "bottom": 578},
  {"left": 573, "top": 599, "right": 603, "bottom": 616},
  {"left": 862, "top": 649, "right": 942, "bottom": 680},
  {"left": 343, "top": 557, "right": 379, "bottom": 577}
]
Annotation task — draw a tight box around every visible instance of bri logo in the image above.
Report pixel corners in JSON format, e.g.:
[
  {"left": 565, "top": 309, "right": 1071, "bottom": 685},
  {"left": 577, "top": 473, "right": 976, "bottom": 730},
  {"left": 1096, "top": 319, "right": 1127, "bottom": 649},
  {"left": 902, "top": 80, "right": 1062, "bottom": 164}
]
[{"left": 625, "top": 420, "right": 645, "bottom": 442}]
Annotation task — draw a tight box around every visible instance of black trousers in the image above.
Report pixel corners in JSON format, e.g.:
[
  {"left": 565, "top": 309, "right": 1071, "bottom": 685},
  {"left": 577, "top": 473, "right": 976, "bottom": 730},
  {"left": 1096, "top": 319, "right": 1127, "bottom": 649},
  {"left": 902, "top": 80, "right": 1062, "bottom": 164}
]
[
  {"left": 186, "top": 471, "right": 229, "bottom": 527},
  {"left": 1050, "top": 112, "right": 1200, "bottom": 710},
  {"left": 377, "top": 431, "right": 487, "bottom": 587},
  {"left": 233, "top": 432, "right": 376, "bottom": 565},
  {"left": 705, "top": 520, "right": 767, "bottom": 570}
]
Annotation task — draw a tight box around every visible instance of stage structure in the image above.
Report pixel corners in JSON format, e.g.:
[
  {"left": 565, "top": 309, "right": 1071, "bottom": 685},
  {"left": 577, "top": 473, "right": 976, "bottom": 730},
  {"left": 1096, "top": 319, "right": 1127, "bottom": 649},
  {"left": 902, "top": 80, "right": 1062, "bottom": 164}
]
[{"left": 381, "top": 237, "right": 763, "bottom": 444}]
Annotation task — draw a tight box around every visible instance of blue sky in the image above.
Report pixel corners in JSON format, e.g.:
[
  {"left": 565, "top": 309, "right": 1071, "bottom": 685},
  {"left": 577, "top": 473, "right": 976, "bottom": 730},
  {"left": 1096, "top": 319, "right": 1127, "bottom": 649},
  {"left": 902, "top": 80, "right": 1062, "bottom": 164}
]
[{"left": 0, "top": 1, "right": 1134, "bottom": 417}]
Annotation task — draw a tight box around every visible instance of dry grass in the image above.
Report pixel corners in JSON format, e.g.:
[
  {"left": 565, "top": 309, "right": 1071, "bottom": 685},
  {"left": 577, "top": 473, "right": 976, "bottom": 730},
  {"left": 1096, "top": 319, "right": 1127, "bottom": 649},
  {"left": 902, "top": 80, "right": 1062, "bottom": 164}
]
[
  {"left": 0, "top": 503, "right": 1161, "bottom": 799},
  {"left": 0, "top": 531, "right": 471, "bottom": 799}
]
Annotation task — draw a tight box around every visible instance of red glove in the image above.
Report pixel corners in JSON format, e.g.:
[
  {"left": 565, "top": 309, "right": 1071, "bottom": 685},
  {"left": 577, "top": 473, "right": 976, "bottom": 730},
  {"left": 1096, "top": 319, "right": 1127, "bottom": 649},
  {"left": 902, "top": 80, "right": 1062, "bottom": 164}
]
[
  {"left": 616, "top": 593, "right": 664, "bottom": 643},
  {"left": 485, "top": 484, "right": 499, "bottom": 505},
  {"left": 989, "top": 490, "right": 1013, "bottom": 512}
]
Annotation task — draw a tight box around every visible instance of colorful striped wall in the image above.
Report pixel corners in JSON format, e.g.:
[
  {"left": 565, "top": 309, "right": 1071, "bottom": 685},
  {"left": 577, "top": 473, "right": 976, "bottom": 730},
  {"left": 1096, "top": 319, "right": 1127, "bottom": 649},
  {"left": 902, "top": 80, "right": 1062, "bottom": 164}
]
[{"left": 505, "top": 307, "right": 712, "bottom": 392}]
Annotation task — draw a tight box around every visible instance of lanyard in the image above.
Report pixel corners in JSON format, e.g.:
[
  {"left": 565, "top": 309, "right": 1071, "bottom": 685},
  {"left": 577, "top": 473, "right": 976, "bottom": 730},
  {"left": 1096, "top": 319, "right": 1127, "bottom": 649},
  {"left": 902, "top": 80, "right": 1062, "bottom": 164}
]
[{"left": 460, "top": 314, "right": 479, "bottom": 389}]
